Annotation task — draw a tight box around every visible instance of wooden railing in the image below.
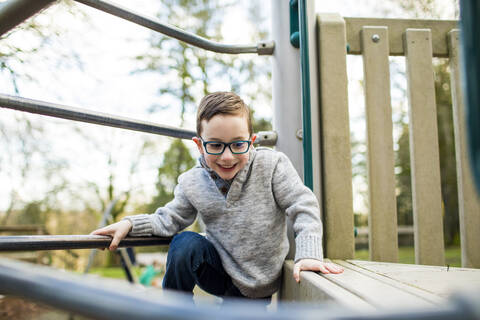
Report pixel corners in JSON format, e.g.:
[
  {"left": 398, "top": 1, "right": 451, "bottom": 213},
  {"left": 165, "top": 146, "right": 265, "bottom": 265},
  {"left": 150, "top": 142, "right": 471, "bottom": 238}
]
[{"left": 317, "top": 14, "right": 480, "bottom": 268}]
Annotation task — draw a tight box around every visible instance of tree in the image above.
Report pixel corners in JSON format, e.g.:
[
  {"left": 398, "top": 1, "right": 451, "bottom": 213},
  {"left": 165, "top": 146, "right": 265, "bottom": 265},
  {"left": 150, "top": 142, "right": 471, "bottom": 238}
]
[
  {"left": 135, "top": 0, "right": 272, "bottom": 217},
  {"left": 0, "top": 0, "right": 81, "bottom": 227},
  {"left": 145, "top": 139, "right": 196, "bottom": 213}
]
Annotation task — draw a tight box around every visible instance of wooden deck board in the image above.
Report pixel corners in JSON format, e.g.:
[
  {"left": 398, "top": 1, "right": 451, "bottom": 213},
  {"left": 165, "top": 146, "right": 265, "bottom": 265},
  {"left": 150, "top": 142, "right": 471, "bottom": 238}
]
[
  {"left": 281, "top": 259, "right": 480, "bottom": 309},
  {"left": 345, "top": 259, "right": 480, "bottom": 298}
]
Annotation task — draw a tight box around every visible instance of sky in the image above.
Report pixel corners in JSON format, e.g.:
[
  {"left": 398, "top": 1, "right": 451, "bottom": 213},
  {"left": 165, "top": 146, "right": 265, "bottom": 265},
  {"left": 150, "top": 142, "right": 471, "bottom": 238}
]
[{"left": 0, "top": 0, "right": 459, "bottom": 214}]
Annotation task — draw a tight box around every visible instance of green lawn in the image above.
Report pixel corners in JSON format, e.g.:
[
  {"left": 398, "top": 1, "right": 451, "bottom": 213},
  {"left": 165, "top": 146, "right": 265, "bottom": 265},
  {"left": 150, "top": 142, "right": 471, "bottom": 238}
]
[
  {"left": 355, "top": 246, "right": 462, "bottom": 267},
  {"left": 88, "top": 266, "right": 144, "bottom": 279}
]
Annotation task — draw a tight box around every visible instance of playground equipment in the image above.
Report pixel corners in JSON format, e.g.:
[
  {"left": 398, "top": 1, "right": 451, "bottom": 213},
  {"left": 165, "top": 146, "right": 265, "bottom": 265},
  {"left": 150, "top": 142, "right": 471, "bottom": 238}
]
[{"left": 0, "top": 0, "right": 480, "bottom": 318}]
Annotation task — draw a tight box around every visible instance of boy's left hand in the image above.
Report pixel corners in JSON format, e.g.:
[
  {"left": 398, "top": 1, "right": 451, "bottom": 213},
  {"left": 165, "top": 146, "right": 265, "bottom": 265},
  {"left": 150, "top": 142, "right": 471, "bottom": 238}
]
[{"left": 293, "top": 259, "right": 344, "bottom": 283}]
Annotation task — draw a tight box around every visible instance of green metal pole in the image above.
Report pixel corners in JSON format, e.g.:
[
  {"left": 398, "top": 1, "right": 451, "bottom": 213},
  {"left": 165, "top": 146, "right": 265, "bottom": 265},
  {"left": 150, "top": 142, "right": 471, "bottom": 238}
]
[
  {"left": 459, "top": 0, "right": 480, "bottom": 195},
  {"left": 298, "top": 0, "right": 313, "bottom": 190}
]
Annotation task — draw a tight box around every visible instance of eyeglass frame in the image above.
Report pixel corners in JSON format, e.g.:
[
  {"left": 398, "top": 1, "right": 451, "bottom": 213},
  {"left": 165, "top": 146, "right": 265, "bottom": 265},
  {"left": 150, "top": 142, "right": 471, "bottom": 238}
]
[{"left": 200, "top": 137, "right": 252, "bottom": 155}]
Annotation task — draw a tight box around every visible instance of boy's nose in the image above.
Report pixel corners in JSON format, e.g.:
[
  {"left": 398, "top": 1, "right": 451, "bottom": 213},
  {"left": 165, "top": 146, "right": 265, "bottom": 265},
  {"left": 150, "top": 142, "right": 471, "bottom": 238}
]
[{"left": 220, "top": 147, "right": 234, "bottom": 160}]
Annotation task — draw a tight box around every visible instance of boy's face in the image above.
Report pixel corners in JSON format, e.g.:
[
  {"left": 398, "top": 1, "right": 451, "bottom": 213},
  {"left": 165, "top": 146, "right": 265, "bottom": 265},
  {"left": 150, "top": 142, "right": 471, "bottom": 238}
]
[{"left": 193, "top": 113, "right": 256, "bottom": 181}]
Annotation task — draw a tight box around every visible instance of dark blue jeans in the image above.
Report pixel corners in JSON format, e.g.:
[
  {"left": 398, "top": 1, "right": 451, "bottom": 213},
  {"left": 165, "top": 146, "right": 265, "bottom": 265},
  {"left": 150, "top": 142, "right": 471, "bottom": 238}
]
[{"left": 163, "top": 231, "right": 270, "bottom": 301}]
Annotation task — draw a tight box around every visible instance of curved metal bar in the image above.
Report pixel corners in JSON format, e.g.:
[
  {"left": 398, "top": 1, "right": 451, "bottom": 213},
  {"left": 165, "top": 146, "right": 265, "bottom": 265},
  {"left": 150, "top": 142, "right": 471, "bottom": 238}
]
[
  {"left": 0, "top": 235, "right": 171, "bottom": 251},
  {"left": 0, "top": 0, "right": 55, "bottom": 37},
  {"left": 73, "top": 0, "right": 274, "bottom": 55}
]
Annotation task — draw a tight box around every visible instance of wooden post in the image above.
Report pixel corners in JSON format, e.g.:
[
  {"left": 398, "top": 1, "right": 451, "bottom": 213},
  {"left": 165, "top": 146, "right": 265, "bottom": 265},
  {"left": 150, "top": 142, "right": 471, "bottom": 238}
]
[
  {"left": 361, "top": 26, "right": 398, "bottom": 262},
  {"left": 317, "top": 13, "right": 354, "bottom": 259},
  {"left": 404, "top": 29, "right": 445, "bottom": 266}
]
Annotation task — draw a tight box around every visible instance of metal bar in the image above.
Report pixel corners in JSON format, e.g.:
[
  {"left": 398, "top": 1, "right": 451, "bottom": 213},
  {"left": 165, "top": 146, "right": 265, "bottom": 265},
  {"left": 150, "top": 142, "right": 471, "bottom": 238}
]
[
  {"left": 271, "top": 1, "right": 304, "bottom": 260},
  {"left": 0, "top": 93, "right": 196, "bottom": 140},
  {"left": 0, "top": 93, "right": 277, "bottom": 145},
  {"left": 73, "top": 0, "right": 274, "bottom": 56},
  {"left": 0, "top": 235, "right": 171, "bottom": 251},
  {"left": 0, "top": 257, "right": 479, "bottom": 320},
  {"left": 0, "top": 0, "right": 55, "bottom": 37},
  {"left": 298, "top": 0, "right": 313, "bottom": 190}
]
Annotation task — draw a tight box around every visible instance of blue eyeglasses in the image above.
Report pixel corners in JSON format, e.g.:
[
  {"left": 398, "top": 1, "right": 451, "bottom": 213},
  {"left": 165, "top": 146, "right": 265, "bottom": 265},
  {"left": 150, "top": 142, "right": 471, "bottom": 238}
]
[{"left": 200, "top": 138, "right": 252, "bottom": 155}]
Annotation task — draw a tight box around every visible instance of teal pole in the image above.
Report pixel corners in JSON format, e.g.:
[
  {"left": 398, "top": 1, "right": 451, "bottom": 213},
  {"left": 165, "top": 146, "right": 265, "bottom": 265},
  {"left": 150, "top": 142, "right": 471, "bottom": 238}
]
[
  {"left": 459, "top": 0, "right": 480, "bottom": 195},
  {"left": 298, "top": 0, "right": 313, "bottom": 190}
]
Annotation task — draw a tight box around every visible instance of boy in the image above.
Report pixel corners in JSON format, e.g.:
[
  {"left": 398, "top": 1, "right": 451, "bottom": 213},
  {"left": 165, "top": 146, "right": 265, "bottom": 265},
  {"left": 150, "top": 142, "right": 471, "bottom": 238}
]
[{"left": 92, "top": 92, "right": 343, "bottom": 300}]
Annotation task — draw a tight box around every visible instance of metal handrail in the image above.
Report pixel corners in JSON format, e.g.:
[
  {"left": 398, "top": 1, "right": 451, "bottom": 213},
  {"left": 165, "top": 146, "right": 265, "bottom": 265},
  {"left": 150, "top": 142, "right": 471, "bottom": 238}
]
[
  {"left": 73, "top": 0, "right": 274, "bottom": 55},
  {"left": 0, "top": 0, "right": 274, "bottom": 55},
  {"left": 0, "top": 93, "right": 278, "bottom": 145},
  {"left": 0, "top": 235, "right": 171, "bottom": 251},
  {"left": 0, "top": 93, "right": 196, "bottom": 139},
  {"left": 0, "top": 257, "right": 479, "bottom": 320},
  {"left": 0, "top": 0, "right": 55, "bottom": 36}
]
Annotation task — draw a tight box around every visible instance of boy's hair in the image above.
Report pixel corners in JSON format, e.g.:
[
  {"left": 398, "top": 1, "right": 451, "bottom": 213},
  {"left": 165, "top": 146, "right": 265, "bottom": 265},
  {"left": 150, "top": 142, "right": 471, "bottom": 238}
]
[{"left": 196, "top": 92, "right": 253, "bottom": 137}]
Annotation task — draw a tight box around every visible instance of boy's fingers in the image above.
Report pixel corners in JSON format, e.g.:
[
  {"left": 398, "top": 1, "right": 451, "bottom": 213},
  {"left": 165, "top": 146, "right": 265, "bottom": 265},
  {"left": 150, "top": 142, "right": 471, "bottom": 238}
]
[
  {"left": 318, "top": 264, "right": 330, "bottom": 274},
  {"left": 293, "top": 263, "right": 301, "bottom": 282},
  {"left": 326, "top": 264, "right": 344, "bottom": 274},
  {"left": 90, "top": 227, "right": 111, "bottom": 236},
  {"left": 109, "top": 234, "right": 120, "bottom": 251}
]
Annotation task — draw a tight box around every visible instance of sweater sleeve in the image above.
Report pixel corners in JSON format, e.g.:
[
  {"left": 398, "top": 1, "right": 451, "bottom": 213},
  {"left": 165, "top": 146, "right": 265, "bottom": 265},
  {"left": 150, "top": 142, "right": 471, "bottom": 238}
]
[
  {"left": 123, "top": 183, "right": 197, "bottom": 237},
  {"left": 272, "top": 153, "right": 324, "bottom": 262}
]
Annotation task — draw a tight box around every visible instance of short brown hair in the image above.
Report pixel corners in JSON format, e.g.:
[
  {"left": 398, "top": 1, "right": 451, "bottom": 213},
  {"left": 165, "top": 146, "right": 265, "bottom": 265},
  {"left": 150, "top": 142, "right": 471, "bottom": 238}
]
[{"left": 196, "top": 92, "right": 253, "bottom": 136}]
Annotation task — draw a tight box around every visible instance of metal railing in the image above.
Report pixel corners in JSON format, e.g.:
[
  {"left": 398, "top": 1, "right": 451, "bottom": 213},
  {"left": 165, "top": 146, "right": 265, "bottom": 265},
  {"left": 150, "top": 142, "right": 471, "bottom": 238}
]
[
  {"left": 0, "top": 0, "right": 55, "bottom": 36},
  {"left": 0, "top": 235, "right": 171, "bottom": 251},
  {"left": 0, "top": 257, "right": 479, "bottom": 320},
  {"left": 0, "top": 93, "right": 278, "bottom": 145},
  {"left": 0, "top": 0, "right": 274, "bottom": 55},
  {"left": 73, "top": 0, "right": 274, "bottom": 55}
]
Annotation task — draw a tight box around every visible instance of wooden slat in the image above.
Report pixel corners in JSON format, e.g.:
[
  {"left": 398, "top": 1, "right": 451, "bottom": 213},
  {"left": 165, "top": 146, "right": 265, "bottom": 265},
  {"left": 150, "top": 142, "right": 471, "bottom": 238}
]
[
  {"left": 318, "top": 260, "right": 436, "bottom": 308},
  {"left": 344, "top": 17, "right": 458, "bottom": 57},
  {"left": 361, "top": 26, "right": 398, "bottom": 263},
  {"left": 404, "top": 29, "right": 445, "bottom": 266},
  {"left": 280, "top": 260, "right": 373, "bottom": 310},
  {"left": 336, "top": 260, "right": 443, "bottom": 304},
  {"left": 317, "top": 13, "right": 354, "bottom": 259},
  {"left": 448, "top": 30, "right": 480, "bottom": 268},
  {"left": 347, "top": 259, "right": 480, "bottom": 297}
]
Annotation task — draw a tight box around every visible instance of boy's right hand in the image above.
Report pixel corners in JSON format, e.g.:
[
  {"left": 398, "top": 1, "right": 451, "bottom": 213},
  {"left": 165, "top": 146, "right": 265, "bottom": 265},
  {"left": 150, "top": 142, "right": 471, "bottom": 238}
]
[{"left": 90, "top": 220, "right": 132, "bottom": 251}]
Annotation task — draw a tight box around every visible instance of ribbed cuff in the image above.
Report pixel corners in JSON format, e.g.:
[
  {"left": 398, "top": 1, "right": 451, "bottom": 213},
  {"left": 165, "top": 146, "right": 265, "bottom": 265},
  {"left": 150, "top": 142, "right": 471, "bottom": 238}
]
[
  {"left": 294, "top": 234, "right": 324, "bottom": 262},
  {"left": 122, "top": 214, "right": 153, "bottom": 237}
]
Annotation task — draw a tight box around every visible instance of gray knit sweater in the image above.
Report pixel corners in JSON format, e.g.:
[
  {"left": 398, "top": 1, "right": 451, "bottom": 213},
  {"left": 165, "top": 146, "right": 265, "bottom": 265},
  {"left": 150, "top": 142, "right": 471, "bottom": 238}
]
[{"left": 124, "top": 147, "right": 323, "bottom": 298}]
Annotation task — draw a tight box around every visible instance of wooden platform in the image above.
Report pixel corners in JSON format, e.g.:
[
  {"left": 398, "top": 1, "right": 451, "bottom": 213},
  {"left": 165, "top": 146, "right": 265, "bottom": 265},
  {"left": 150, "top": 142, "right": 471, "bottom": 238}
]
[{"left": 281, "top": 259, "right": 480, "bottom": 310}]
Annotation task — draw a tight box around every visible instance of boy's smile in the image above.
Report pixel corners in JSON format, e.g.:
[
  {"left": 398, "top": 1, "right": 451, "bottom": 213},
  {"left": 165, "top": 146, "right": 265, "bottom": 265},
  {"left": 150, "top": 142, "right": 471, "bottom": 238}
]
[{"left": 193, "top": 114, "right": 256, "bottom": 181}]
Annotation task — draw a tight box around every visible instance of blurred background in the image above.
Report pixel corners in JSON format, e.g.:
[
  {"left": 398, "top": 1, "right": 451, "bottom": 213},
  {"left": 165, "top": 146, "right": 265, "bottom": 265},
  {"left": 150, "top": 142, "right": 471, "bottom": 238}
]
[{"left": 0, "top": 0, "right": 461, "bottom": 276}]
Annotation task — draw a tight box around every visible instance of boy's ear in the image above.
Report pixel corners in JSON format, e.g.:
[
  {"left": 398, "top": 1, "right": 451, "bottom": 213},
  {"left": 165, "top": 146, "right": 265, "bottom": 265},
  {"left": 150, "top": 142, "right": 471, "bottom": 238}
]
[{"left": 192, "top": 137, "right": 204, "bottom": 154}]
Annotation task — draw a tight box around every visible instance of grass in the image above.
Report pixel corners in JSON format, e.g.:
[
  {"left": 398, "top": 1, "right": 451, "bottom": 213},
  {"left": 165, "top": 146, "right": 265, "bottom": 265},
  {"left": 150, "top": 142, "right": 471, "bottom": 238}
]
[
  {"left": 88, "top": 266, "right": 144, "bottom": 279},
  {"left": 355, "top": 246, "right": 462, "bottom": 267}
]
